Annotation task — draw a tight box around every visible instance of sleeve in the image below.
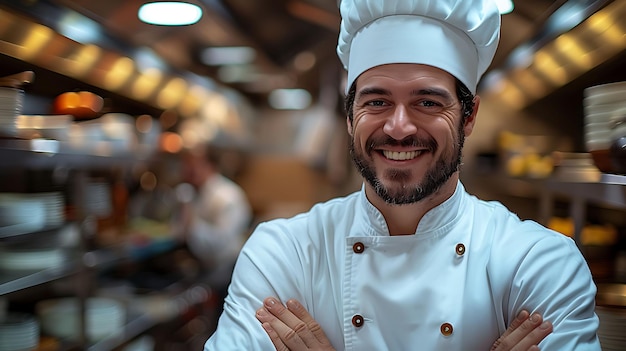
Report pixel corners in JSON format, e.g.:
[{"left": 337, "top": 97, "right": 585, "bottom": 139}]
[
  {"left": 506, "top": 227, "right": 601, "bottom": 350},
  {"left": 203, "top": 219, "right": 308, "bottom": 350}
]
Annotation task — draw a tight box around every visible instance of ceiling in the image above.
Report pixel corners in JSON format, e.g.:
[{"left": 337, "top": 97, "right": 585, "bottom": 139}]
[{"left": 0, "top": 0, "right": 620, "bottom": 108}]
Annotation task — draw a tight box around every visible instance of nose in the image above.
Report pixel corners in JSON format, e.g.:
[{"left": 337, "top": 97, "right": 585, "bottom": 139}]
[{"left": 383, "top": 105, "right": 418, "bottom": 140}]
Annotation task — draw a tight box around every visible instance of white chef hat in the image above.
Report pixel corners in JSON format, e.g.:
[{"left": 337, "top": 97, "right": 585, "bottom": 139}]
[{"left": 337, "top": 0, "right": 501, "bottom": 94}]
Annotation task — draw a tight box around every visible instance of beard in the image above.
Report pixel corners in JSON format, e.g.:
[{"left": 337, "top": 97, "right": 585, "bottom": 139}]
[{"left": 350, "top": 127, "right": 465, "bottom": 205}]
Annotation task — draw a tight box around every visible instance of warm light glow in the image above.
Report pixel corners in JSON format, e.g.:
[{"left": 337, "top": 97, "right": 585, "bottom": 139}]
[
  {"left": 201, "top": 93, "right": 229, "bottom": 124},
  {"left": 586, "top": 9, "right": 625, "bottom": 48},
  {"left": 136, "top": 114, "right": 154, "bottom": 134},
  {"left": 138, "top": 2, "right": 202, "bottom": 26},
  {"left": 66, "top": 44, "right": 101, "bottom": 77},
  {"left": 499, "top": 79, "right": 526, "bottom": 110},
  {"left": 160, "top": 132, "right": 183, "bottom": 153},
  {"left": 511, "top": 69, "right": 547, "bottom": 99},
  {"left": 177, "top": 85, "right": 206, "bottom": 118},
  {"left": 132, "top": 68, "right": 162, "bottom": 100},
  {"left": 104, "top": 57, "right": 135, "bottom": 90},
  {"left": 555, "top": 34, "right": 593, "bottom": 70},
  {"left": 20, "top": 25, "right": 53, "bottom": 60},
  {"left": 157, "top": 77, "right": 187, "bottom": 109},
  {"left": 532, "top": 50, "right": 567, "bottom": 86}
]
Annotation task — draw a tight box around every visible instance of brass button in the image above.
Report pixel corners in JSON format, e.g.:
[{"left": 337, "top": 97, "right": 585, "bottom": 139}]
[
  {"left": 440, "top": 322, "right": 453, "bottom": 336},
  {"left": 353, "top": 242, "right": 365, "bottom": 254},
  {"left": 352, "top": 314, "right": 364, "bottom": 327},
  {"left": 455, "top": 243, "right": 465, "bottom": 256}
]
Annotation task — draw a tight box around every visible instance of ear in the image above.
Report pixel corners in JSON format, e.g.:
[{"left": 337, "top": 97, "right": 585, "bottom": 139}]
[
  {"left": 463, "top": 95, "right": 480, "bottom": 137},
  {"left": 346, "top": 115, "right": 354, "bottom": 137}
]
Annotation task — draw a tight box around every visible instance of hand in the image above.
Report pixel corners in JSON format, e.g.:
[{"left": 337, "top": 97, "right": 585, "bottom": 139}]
[
  {"left": 256, "top": 297, "right": 552, "bottom": 351},
  {"left": 256, "top": 297, "right": 335, "bottom": 351},
  {"left": 491, "top": 310, "right": 553, "bottom": 351}
]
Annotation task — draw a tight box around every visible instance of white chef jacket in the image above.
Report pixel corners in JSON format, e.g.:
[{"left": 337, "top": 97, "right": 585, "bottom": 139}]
[{"left": 204, "top": 181, "right": 600, "bottom": 350}]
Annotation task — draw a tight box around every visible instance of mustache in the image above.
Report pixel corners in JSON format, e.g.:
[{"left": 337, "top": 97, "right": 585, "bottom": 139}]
[{"left": 366, "top": 135, "right": 437, "bottom": 153}]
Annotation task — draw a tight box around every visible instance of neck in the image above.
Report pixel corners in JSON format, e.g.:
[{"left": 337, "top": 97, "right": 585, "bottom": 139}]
[{"left": 366, "top": 175, "right": 459, "bottom": 236}]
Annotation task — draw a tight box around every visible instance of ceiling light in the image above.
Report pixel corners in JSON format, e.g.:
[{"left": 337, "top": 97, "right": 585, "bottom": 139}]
[
  {"left": 201, "top": 46, "right": 256, "bottom": 65},
  {"left": 138, "top": 2, "right": 202, "bottom": 26},
  {"left": 269, "top": 89, "right": 312, "bottom": 110}
]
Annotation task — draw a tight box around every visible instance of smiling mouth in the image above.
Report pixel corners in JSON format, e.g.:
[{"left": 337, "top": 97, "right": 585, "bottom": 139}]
[{"left": 381, "top": 150, "right": 425, "bottom": 161}]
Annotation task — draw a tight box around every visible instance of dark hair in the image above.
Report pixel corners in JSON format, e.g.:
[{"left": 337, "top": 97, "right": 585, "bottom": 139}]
[{"left": 344, "top": 77, "right": 475, "bottom": 124}]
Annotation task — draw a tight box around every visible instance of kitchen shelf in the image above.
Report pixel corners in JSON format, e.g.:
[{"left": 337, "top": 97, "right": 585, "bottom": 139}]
[
  {"left": 0, "top": 260, "right": 79, "bottom": 296},
  {"left": 87, "top": 284, "right": 211, "bottom": 351},
  {"left": 0, "top": 139, "right": 150, "bottom": 170}
]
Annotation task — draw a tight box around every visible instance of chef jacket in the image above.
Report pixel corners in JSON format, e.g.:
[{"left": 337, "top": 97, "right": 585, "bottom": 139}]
[{"left": 204, "top": 181, "right": 600, "bottom": 350}]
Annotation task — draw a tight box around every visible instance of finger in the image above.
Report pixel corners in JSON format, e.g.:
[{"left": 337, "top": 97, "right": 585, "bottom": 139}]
[
  {"left": 259, "top": 319, "right": 290, "bottom": 351},
  {"left": 504, "top": 310, "right": 530, "bottom": 338},
  {"left": 262, "top": 297, "right": 311, "bottom": 349},
  {"left": 286, "top": 299, "right": 333, "bottom": 347},
  {"left": 492, "top": 313, "right": 552, "bottom": 351},
  {"left": 491, "top": 311, "right": 531, "bottom": 351}
]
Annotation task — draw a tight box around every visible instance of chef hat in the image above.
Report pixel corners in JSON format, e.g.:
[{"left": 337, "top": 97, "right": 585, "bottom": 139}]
[{"left": 337, "top": 0, "right": 501, "bottom": 94}]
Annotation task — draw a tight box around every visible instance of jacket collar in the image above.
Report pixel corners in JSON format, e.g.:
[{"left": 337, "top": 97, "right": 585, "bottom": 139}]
[{"left": 356, "top": 181, "right": 466, "bottom": 237}]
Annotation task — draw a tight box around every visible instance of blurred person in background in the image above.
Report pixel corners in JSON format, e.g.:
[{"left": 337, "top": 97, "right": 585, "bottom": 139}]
[{"left": 177, "top": 142, "right": 253, "bottom": 318}]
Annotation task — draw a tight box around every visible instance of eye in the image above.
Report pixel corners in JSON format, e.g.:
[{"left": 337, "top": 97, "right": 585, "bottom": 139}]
[
  {"left": 417, "top": 99, "right": 442, "bottom": 108},
  {"left": 364, "top": 99, "right": 387, "bottom": 107}
]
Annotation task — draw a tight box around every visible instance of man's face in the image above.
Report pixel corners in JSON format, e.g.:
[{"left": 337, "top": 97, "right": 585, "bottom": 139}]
[{"left": 348, "top": 64, "right": 473, "bottom": 205}]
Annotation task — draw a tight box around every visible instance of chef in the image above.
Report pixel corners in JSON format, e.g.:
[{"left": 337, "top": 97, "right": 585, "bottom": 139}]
[{"left": 204, "top": 0, "right": 601, "bottom": 350}]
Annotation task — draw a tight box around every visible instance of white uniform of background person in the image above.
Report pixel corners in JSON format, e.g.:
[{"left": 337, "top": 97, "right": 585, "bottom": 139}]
[
  {"left": 204, "top": 0, "right": 601, "bottom": 349},
  {"left": 186, "top": 171, "right": 252, "bottom": 288},
  {"left": 179, "top": 144, "right": 253, "bottom": 295}
]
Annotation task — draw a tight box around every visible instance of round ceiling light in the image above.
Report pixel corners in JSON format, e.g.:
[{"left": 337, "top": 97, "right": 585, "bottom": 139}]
[{"left": 138, "top": 2, "right": 203, "bottom": 26}]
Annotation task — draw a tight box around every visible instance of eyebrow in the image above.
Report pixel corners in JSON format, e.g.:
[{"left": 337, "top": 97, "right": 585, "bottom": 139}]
[
  {"left": 411, "top": 87, "right": 454, "bottom": 102},
  {"left": 356, "top": 86, "right": 455, "bottom": 103}
]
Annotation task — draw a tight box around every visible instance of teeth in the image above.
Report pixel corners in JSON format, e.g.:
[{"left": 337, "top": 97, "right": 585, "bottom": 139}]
[{"left": 382, "top": 150, "right": 421, "bottom": 160}]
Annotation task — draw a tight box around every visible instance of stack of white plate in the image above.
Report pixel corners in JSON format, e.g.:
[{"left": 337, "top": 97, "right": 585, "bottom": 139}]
[
  {"left": 0, "top": 247, "right": 66, "bottom": 271},
  {"left": 31, "top": 192, "right": 65, "bottom": 228},
  {"left": 0, "top": 87, "right": 24, "bottom": 137},
  {"left": 36, "top": 297, "right": 125, "bottom": 342},
  {"left": 0, "top": 313, "right": 40, "bottom": 351},
  {"left": 583, "top": 81, "right": 626, "bottom": 173},
  {"left": 596, "top": 306, "right": 626, "bottom": 351},
  {"left": 0, "top": 194, "right": 46, "bottom": 238},
  {"left": 84, "top": 180, "right": 112, "bottom": 217},
  {"left": 16, "top": 114, "right": 73, "bottom": 141}
]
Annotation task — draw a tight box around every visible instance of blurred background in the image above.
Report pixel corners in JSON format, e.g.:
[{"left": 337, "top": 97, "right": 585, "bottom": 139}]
[{"left": 0, "top": 0, "right": 625, "bottom": 350}]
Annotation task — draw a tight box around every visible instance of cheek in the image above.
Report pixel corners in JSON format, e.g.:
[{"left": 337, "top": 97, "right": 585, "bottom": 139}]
[
  {"left": 432, "top": 115, "right": 461, "bottom": 152},
  {"left": 351, "top": 113, "right": 379, "bottom": 145}
]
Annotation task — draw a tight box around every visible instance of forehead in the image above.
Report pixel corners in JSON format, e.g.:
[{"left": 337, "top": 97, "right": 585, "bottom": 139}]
[{"left": 356, "top": 63, "right": 456, "bottom": 90}]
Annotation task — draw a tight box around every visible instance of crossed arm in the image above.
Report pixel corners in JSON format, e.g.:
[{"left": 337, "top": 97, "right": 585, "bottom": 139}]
[{"left": 256, "top": 297, "right": 553, "bottom": 351}]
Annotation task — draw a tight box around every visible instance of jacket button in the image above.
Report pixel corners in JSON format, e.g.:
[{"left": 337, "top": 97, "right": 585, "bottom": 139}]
[
  {"left": 455, "top": 243, "right": 465, "bottom": 256},
  {"left": 440, "top": 322, "right": 453, "bottom": 336},
  {"left": 353, "top": 242, "right": 365, "bottom": 253},
  {"left": 352, "top": 314, "right": 364, "bottom": 327}
]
